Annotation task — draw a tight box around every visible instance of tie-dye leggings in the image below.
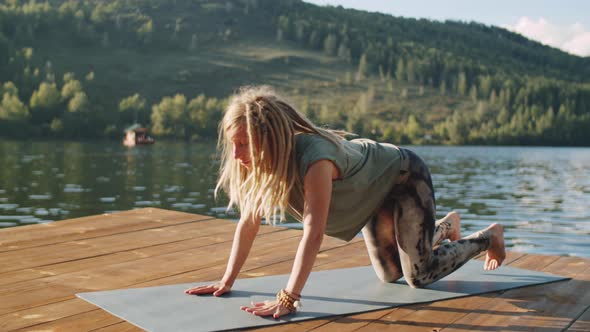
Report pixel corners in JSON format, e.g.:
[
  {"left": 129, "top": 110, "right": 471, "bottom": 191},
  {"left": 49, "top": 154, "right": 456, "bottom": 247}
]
[{"left": 361, "top": 148, "right": 492, "bottom": 288}]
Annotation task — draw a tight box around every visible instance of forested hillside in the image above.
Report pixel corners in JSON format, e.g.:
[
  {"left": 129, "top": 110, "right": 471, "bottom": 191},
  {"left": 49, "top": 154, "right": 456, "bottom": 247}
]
[{"left": 1, "top": 0, "right": 589, "bottom": 145}]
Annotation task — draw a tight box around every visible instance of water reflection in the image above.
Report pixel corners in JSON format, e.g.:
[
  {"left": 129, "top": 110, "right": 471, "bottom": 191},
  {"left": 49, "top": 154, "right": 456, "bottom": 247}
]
[{"left": 0, "top": 141, "right": 588, "bottom": 257}]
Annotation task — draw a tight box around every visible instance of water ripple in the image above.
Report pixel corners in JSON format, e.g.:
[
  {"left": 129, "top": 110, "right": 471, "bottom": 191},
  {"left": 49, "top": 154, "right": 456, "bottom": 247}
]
[{"left": 0, "top": 142, "right": 588, "bottom": 257}]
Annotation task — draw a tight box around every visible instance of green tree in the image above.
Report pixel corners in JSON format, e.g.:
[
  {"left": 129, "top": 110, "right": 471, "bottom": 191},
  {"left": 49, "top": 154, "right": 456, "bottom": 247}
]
[
  {"left": 433, "top": 121, "right": 449, "bottom": 142},
  {"left": 378, "top": 65, "right": 385, "bottom": 82},
  {"left": 405, "top": 114, "right": 422, "bottom": 142},
  {"left": 63, "top": 72, "right": 75, "bottom": 83},
  {"left": 294, "top": 19, "right": 307, "bottom": 43},
  {"left": 50, "top": 118, "right": 63, "bottom": 134},
  {"left": 187, "top": 94, "right": 205, "bottom": 135},
  {"left": 439, "top": 81, "right": 447, "bottom": 96},
  {"left": 29, "top": 82, "right": 62, "bottom": 124},
  {"left": 187, "top": 94, "right": 225, "bottom": 138},
  {"left": 67, "top": 91, "right": 88, "bottom": 112},
  {"left": 475, "top": 101, "right": 488, "bottom": 123},
  {"left": 457, "top": 71, "right": 467, "bottom": 96},
  {"left": 58, "top": 0, "right": 79, "bottom": 19},
  {"left": 299, "top": 96, "right": 314, "bottom": 121},
  {"left": 479, "top": 75, "right": 492, "bottom": 99},
  {"left": 323, "top": 33, "right": 338, "bottom": 56},
  {"left": 22, "top": 47, "right": 33, "bottom": 61},
  {"left": 352, "top": 92, "right": 369, "bottom": 114},
  {"left": 85, "top": 71, "right": 95, "bottom": 81},
  {"left": 337, "top": 42, "right": 351, "bottom": 62},
  {"left": 90, "top": 3, "right": 111, "bottom": 24},
  {"left": 536, "top": 107, "right": 554, "bottom": 135},
  {"left": 189, "top": 95, "right": 224, "bottom": 138},
  {"left": 395, "top": 58, "right": 405, "bottom": 81},
  {"left": 356, "top": 53, "right": 368, "bottom": 81},
  {"left": 469, "top": 85, "right": 478, "bottom": 102},
  {"left": 508, "top": 107, "right": 527, "bottom": 136},
  {"left": 119, "top": 93, "right": 146, "bottom": 123},
  {"left": 61, "top": 79, "right": 82, "bottom": 100},
  {"left": 74, "top": 9, "right": 85, "bottom": 24},
  {"left": 151, "top": 94, "right": 188, "bottom": 137},
  {"left": 308, "top": 30, "right": 319, "bottom": 49},
  {"left": 406, "top": 60, "right": 415, "bottom": 83},
  {"left": 400, "top": 88, "right": 408, "bottom": 99},
  {"left": 381, "top": 125, "right": 402, "bottom": 144},
  {"left": 1, "top": 82, "right": 18, "bottom": 96},
  {"left": 387, "top": 79, "right": 394, "bottom": 92},
  {"left": 496, "top": 107, "right": 510, "bottom": 124},
  {"left": 489, "top": 89, "right": 497, "bottom": 104},
  {"left": 346, "top": 112, "right": 364, "bottom": 135},
  {"left": 0, "top": 93, "right": 30, "bottom": 120},
  {"left": 137, "top": 18, "right": 154, "bottom": 45},
  {"left": 343, "top": 71, "right": 353, "bottom": 85},
  {"left": 446, "top": 110, "right": 470, "bottom": 145},
  {"left": 173, "top": 17, "right": 182, "bottom": 40},
  {"left": 277, "top": 15, "right": 291, "bottom": 42}
]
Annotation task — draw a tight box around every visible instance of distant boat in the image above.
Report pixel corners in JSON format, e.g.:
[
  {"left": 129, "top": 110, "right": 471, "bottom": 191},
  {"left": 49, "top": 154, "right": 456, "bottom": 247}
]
[{"left": 123, "top": 124, "right": 155, "bottom": 147}]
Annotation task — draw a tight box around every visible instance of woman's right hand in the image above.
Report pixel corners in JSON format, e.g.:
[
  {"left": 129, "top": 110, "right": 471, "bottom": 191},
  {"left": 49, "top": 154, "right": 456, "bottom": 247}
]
[{"left": 184, "top": 281, "right": 231, "bottom": 297}]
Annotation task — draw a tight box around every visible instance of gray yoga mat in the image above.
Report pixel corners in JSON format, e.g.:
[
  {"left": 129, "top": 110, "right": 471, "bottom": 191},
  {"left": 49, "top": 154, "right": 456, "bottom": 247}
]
[{"left": 77, "top": 260, "right": 567, "bottom": 332}]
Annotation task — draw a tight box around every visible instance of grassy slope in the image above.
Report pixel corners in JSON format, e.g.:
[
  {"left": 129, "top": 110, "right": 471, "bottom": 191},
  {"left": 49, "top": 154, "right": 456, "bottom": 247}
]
[
  {"left": 42, "top": 37, "right": 466, "bottom": 132},
  {"left": 23, "top": 0, "right": 524, "bottom": 136}
]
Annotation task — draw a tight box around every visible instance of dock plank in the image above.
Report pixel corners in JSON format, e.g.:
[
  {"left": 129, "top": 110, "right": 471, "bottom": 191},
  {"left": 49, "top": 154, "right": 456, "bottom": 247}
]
[
  {"left": 0, "top": 208, "right": 211, "bottom": 252},
  {"left": 0, "top": 209, "right": 587, "bottom": 332},
  {"left": 440, "top": 256, "right": 589, "bottom": 332},
  {"left": 0, "top": 228, "right": 297, "bottom": 316},
  {"left": 82, "top": 238, "right": 367, "bottom": 332},
  {"left": 0, "top": 299, "right": 97, "bottom": 332},
  {"left": 0, "top": 217, "right": 282, "bottom": 280},
  {"left": 0, "top": 217, "right": 233, "bottom": 273},
  {"left": 13, "top": 309, "right": 121, "bottom": 332},
  {"left": 0, "top": 216, "right": 354, "bottom": 330}
]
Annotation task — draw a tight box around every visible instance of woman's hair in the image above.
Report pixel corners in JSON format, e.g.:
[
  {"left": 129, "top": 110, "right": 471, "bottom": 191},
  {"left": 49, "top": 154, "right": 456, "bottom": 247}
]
[{"left": 216, "top": 85, "right": 345, "bottom": 224}]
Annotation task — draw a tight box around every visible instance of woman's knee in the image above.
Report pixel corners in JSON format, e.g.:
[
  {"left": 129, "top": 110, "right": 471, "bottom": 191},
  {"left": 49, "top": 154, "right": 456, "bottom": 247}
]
[
  {"left": 375, "top": 268, "right": 402, "bottom": 283},
  {"left": 404, "top": 256, "right": 446, "bottom": 288}
]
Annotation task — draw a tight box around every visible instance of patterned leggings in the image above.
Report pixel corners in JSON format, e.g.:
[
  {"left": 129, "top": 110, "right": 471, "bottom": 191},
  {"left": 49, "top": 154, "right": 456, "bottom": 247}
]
[{"left": 362, "top": 148, "right": 492, "bottom": 288}]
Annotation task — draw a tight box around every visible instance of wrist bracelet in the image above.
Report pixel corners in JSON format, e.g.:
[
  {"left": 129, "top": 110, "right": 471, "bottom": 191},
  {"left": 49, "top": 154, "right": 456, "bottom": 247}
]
[{"left": 276, "top": 289, "right": 301, "bottom": 312}]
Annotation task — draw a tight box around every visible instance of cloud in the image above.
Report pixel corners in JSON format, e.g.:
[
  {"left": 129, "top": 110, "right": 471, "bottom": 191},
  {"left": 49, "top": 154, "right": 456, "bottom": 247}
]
[{"left": 504, "top": 17, "right": 590, "bottom": 57}]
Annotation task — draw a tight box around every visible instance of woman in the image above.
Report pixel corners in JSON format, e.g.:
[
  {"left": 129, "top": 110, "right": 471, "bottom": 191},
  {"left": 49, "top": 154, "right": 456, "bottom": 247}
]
[{"left": 185, "top": 85, "right": 505, "bottom": 319}]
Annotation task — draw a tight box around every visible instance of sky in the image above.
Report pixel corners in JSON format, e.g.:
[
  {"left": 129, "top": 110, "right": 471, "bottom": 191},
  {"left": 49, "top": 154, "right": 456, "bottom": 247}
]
[{"left": 304, "top": 0, "right": 590, "bottom": 57}]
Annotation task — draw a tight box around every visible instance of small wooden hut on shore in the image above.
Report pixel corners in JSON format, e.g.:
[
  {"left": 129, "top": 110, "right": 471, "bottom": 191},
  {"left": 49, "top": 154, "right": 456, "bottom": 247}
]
[{"left": 123, "top": 124, "right": 155, "bottom": 147}]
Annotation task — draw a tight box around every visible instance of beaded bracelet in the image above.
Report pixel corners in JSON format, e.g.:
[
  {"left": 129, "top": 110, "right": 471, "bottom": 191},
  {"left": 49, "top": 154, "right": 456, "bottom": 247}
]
[{"left": 276, "top": 289, "right": 301, "bottom": 312}]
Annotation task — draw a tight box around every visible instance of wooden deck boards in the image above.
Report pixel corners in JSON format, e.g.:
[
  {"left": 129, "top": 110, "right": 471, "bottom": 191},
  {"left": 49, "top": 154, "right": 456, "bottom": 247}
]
[{"left": 0, "top": 208, "right": 587, "bottom": 332}]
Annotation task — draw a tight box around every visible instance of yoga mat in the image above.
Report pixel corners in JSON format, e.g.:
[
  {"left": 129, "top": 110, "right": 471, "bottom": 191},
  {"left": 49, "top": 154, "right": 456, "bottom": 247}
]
[{"left": 77, "top": 260, "right": 567, "bottom": 332}]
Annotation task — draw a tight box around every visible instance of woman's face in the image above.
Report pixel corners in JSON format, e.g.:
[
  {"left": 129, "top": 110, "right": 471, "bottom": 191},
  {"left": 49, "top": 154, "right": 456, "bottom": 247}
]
[{"left": 229, "top": 125, "right": 252, "bottom": 169}]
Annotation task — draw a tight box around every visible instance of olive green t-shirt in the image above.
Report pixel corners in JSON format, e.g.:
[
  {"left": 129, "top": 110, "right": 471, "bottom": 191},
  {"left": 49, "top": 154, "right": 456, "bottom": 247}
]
[{"left": 289, "top": 134, "right": 403, "bottom": 241}]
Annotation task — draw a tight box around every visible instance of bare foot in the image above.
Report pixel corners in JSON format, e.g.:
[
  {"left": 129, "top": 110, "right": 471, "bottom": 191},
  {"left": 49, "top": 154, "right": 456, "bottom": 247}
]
[
  {"left": 484, "top": 223, "right": 506, "bottom": 271},
  {"left": 444, "top": 211, "right": 462, "bottom": 241}
]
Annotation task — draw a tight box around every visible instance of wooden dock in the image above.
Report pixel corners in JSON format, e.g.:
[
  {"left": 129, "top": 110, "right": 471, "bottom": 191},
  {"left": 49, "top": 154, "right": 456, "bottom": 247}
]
[{"left": 0, "top": 208, "right": 588, "bottom": 331}]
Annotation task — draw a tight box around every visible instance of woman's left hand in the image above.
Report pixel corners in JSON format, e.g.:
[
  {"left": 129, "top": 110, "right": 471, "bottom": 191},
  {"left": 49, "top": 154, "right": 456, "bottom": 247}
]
[{"left": 240, "top": 299, "right": 292, "bottom": 319}]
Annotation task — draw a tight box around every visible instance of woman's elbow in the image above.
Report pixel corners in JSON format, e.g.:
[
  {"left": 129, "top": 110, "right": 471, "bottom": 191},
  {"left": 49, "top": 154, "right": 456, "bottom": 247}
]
[
  {"left": 303, "top": 227, "right": 325, "bottom": 243},
  {"left": 238, "top": 217, "right": 260, "bottom": 235}
]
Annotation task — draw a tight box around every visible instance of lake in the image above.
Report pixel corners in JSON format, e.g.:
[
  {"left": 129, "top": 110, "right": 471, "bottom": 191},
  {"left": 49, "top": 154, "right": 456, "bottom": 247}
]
[{"left": 1, "top": 140, "right": 589, "bottom": 257}]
